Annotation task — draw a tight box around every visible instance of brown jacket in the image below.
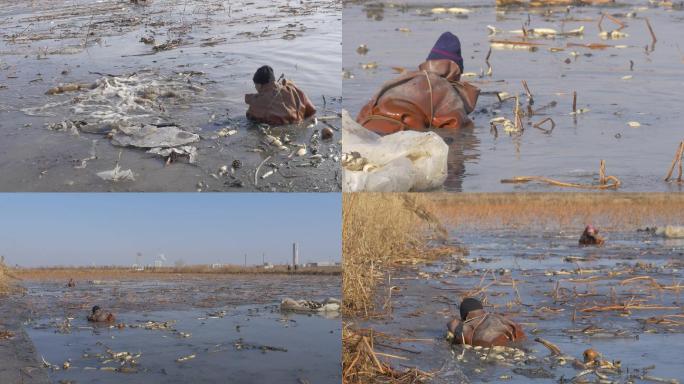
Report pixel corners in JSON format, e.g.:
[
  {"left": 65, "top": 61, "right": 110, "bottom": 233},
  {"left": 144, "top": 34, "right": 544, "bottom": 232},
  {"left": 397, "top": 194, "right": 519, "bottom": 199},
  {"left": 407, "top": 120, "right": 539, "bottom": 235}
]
[
  {"left": 356, "top": 59, "right": 480, "bottom": 135},
  {"left": 579, "top": 231, "right": 604, "bottom": 246},
  {"left": 447, "top": 309, "right": 526, "bottom": 347},
  {"left": 245, "top": 79, "right": 316, "bottom": 126},
  {"left": 88, "top": 308, "right": 116, "bottom": 323}
]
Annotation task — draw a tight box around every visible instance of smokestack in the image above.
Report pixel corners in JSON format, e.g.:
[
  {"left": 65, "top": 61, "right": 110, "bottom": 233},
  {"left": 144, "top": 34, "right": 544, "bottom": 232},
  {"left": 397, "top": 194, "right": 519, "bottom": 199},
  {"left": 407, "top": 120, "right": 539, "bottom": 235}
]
[{"left": 292, "top": 243, "right": 299, "bottom": 267}]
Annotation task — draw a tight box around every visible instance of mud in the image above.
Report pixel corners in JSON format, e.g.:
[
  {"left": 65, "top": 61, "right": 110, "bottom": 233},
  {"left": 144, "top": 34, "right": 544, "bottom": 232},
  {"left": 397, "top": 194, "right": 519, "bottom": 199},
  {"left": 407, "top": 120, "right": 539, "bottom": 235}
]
[
  {"left": 16, "top": 274, "right": 341, "bottom": 383},
  {"left": 343, "top": 0, "right": 684, "bottom": 192},
  {"left": 354, "top": 229, "right": 684, "bottom": 383},
  {"left": 0, "top": 0, "right": 342, "bottom": 191},
  {"left": 0, "top": 296, "right": 50, "bottom": 384}
]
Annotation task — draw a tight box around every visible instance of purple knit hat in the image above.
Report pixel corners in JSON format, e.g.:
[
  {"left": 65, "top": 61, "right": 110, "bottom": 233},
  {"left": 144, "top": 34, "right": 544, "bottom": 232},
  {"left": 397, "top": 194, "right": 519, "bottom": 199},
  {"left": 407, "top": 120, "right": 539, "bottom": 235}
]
[{"left": 426, "top": 32, "right": 464, "bottom": 72}]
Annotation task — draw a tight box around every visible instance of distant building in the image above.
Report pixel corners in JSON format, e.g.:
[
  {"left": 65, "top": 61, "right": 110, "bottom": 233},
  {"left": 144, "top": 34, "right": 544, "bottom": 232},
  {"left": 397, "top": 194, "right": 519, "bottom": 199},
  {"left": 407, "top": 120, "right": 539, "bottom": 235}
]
[
  {"left": 258, "top": 263, "right": 274, "bottom": 269},
  {"left": 211, "top": 263, "right": 224, "bottom": 269},
  {"left": 305, "top": 261, "right": 336, "bottom": 267},
  {"left": 292, "top": 242, "right": 299, "bottom": 266}
]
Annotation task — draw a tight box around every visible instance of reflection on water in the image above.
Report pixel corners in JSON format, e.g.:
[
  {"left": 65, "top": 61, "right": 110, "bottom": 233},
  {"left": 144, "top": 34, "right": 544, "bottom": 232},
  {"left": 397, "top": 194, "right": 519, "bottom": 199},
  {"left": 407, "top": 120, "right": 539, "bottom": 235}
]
[{"left": 343, "top": 1, "right": 684, "bottom": 191}]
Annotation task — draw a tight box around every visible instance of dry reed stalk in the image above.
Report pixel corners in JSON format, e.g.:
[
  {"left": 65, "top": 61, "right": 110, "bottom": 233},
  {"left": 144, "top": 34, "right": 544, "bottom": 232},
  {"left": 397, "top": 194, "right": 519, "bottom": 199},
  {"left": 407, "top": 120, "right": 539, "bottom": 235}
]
[
  {"left": 581, "top": 304, "right": 679, "bottom": 313},
  {"left": 485, "top": 48, "right": 493, "bottom": 76},
  {"left": 598, "top": 12, "right": 625, "bottom": 32},
  {"left": 664, "top": 141, "right": 684, "bottom": 182},
  {"left": 534, "top": 337, "right": 562, "bottom": 355},
  {"left": 501, "top": 160, "right": 621, "bottom": 190},
  {"left": 533, "top": 117, "right": 555, "bottom": 133},
  {"left": 645, "top": 18, "right": 657, "bottom": 47},
  {"left": 343, "top": 325, "right": 432, "bottom": 384}
]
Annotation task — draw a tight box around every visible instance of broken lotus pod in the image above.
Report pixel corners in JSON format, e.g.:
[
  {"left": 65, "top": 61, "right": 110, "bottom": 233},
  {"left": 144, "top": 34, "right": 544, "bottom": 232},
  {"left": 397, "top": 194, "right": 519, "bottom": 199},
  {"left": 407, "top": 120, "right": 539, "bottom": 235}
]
[{"left": 583, "top": 348, "right": 599, "bottom": 363}]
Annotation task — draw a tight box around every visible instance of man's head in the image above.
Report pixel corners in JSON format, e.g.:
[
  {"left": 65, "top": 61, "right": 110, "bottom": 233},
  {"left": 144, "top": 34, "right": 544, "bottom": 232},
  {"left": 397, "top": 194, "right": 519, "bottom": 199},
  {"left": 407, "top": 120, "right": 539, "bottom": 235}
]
[
  {"left": 253, "top": 65, "right": 275, "bottom": 91},
  {"left": 585, "top": 225, "right": 597, "bottom": 236},
  {"left": 92, "top": 305, "right": 101, "bottom": 314},
  {"left": 459, "top": 297, "right": 483, "bottom": 320},
  {"left": 427, "top": 32, "right": 464, "bottom": 72}
]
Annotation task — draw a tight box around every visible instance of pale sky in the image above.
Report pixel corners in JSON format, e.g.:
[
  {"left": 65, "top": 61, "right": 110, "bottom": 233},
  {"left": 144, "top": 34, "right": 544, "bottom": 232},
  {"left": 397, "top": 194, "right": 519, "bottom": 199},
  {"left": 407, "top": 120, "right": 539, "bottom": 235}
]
[{"left": 0, "top": 194, "right": 340, "bottom": 267}]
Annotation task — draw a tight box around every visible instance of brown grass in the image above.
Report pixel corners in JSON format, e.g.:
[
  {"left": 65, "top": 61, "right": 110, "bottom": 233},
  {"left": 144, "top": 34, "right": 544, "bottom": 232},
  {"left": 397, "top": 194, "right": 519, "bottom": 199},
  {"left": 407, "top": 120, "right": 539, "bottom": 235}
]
[
  {"left": 11, "top": 265, "right": 340, "bottom": 281},
  {"left": 343, "top": 325, "right": 432, "bottom": 384},
  {"left": 0, "top": 258, "right": 20, "bottom": 296},
  {"left": 342, "top": 194, "right": 448, "bottom": 384},
  {"left": 422, "top": 193, "right": 684, "bottom": 231},
  {"left": 342, "top": 193, "right": 450, "bottom": 317}
]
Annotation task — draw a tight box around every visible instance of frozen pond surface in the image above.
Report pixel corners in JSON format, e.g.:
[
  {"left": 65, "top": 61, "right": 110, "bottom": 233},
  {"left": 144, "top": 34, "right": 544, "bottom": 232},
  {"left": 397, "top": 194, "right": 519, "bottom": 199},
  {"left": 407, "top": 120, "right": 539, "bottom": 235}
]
[
  {"left": 0, "top": 0, "right": 342, "bottom": 191},
  {"left": 357, "top": 229, "right": 684, "bottom": 383},
  {"left": 343, "top": 0, "right": 684, "bottom": 192},
  {"left": 21, "top": 275, "right": 341, "bottom": 383}
]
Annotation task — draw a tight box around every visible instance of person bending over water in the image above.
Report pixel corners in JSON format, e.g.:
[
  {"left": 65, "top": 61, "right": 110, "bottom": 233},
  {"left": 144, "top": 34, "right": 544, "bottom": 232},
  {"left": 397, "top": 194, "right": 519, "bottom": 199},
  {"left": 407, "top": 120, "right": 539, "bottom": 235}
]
[
  {"left": 579, "top": 225, "right": 605, "bottom": 246},
  {"left": 245, "top": 65, "right": 316, "bottom": 126},
  {"left": 87, "top": 305, "right": 116, "bottom": 323},
  {"left": 356, "top": 32, "right": 480, "bottom": 134},
  {"left": 447, "top": 298, "right": 525, "bottom": 347}
]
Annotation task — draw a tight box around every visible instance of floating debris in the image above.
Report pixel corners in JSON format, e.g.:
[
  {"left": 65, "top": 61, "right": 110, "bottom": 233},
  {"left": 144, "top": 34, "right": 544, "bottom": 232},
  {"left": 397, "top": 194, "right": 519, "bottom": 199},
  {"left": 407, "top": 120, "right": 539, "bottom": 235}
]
[
  {"left": 97, "top": 164, "right": 135, "bottom": 182},
  {"left": 217, "top": 127, "right": 237, "bottom": 137},
  {"left": 356, "top": 44, "right": 369, "bottom": 55},
  {"left": 147, "top": 146, "right": 198, "bottom": 165},
  {"left": 175, "top": 354, "right": 196, "bottom": 362},
  {"left": 280, "top": 297, "right": 341, "bottom": 312},
  {"left": 111, "top": 124, "right": 199, "bottom": 149}
]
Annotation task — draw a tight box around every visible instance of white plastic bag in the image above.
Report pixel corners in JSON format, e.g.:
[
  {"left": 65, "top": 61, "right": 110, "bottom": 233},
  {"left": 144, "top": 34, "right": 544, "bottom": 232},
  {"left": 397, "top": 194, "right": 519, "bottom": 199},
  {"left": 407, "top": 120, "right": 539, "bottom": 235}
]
[{"left": 342, "top": 110, "right": 448, "bottom": 192}]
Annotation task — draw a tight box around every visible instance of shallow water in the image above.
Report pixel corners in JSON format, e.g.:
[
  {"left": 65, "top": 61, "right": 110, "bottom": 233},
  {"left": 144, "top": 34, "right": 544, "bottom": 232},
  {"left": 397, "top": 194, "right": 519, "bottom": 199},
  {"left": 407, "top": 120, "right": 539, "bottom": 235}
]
[
  {"left": 0, "top": 0, "right": 342, "bottom": 191},
  {"left": 343, "top": 0, "right": 684, "bottom": 192},
  {"left": 357, "top": 229, "right": 684, "bottom": 383},
  {"left": 22, "top": 275, "right": 341, "bottom": 383}
]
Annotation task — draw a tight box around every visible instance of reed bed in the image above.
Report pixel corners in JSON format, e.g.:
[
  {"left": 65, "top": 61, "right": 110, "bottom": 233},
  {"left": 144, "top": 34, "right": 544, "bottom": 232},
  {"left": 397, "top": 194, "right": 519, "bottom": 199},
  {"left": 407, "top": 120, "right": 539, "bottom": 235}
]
[
  {"left": 422, "top": 193, "right": 684, "bottom": 231},
  {"left": 11, "top": 265, "right": 340, "bottom": 281},
  {"left": 342, "top": 194, "right": 449, "bottom": 384},
  {"left": 0, "top": 258, "right": 19, "bottom": 296},
  {"left": 342, "top": 193, "right": 449, "bottom": 317}
]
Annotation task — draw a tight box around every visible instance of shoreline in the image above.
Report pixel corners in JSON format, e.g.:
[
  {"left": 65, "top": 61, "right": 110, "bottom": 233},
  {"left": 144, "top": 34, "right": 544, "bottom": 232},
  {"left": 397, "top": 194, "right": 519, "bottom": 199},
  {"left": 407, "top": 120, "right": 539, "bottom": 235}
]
[{"left": 0, "top": 295, "right": 50, "bottom": 384}]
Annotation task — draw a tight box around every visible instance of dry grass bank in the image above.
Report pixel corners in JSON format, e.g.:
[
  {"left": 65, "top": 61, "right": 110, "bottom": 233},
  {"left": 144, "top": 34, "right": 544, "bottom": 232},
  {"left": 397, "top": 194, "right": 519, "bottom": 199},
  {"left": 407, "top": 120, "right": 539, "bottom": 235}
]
[
  {"left": 11, "top": 265, "right": 340, "bottom": 281},
  {"left": 424, "top": 193, "right": 684, "bottom": 231},
  {"left": 342, "top": 194, "right": 449, "bottom": 384},
  {"left": 342, "top": 193, "right": 451, "bottom": 317},
  {"left": 0, "top": 258, "right": 20, "bottom": 296}
]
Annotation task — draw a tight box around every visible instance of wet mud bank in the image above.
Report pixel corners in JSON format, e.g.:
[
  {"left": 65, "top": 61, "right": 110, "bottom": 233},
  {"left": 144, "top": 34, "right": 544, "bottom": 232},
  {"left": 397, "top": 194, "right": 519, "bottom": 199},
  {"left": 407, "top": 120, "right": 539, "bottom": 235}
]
[
  {"left": 343, "top": 0, "right": 684, "bottom": 192},
  {"left": 15, "top": 274, "right": 341, "bottom": 383},
  {"left": 0, "top": 296, "right": 50, "bottom": 384},
  {"left": 0, "top": 0, "right": 342, "bottom": 191},
  {"left": 353, "top": 229, "right": 684, "bottom": 383}
]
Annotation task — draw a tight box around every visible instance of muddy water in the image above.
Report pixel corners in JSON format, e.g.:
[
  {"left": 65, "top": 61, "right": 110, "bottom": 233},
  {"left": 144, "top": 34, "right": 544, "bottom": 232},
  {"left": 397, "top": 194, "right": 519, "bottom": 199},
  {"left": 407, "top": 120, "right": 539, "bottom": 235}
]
[
  {"left": 359, "top": 229, "right": 684, "bottom": 383},
  {"left": 0, "top": 0, "right": 342, "bottom": 191},
  {"left": 22, "top": 275, "right": 341, "bottom": 383},
  {"left": 343, "top": 1, "right": 684, "bottom": 192}
]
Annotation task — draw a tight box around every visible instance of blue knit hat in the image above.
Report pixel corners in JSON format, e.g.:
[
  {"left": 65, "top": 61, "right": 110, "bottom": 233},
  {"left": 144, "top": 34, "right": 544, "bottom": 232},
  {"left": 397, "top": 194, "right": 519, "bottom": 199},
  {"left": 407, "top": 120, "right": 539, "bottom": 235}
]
[{"left": 427, "top": 32, "right": 464, "bottom": 72}]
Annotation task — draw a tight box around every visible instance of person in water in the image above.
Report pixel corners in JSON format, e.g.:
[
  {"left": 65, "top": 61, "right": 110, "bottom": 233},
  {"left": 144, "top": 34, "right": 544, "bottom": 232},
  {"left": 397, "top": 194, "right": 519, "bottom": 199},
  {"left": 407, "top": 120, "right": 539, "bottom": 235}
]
[
  {"left": 245, "top": 65, "right": 316, "bottom": 126},
  {"left": 356, "top": 31, "right": 480, "bottom": 135},
  {"left": 579, "top": 225, "right": 605, "bottom": 246},
  {"left": 66, "top": 278, "right": 76, "bottom": 288},
  {"left": 87, "top": 305, "right": 116, "bottom": 323},
  {"left": 447, "top": 298, "right": 525, "bottom": 347}
]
